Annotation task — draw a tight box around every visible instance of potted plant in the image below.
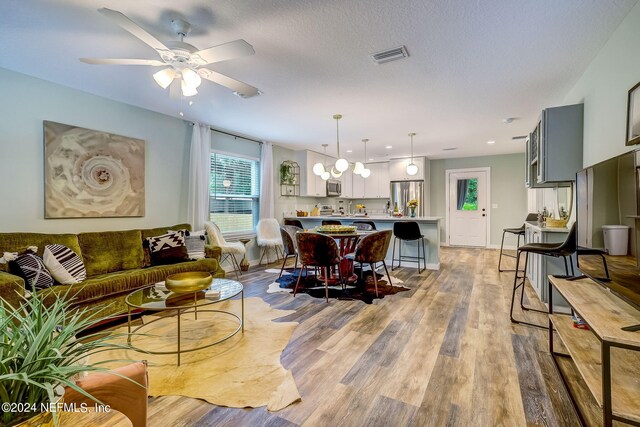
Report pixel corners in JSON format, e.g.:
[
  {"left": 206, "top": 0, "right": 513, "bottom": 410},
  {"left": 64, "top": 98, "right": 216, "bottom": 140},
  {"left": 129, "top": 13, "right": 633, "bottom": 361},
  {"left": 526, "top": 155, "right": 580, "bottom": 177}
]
[
  {"left": 407, "top": 199, "right": 419, "bottom": 217},
  {"left": 280, "top": 162, "right": 296, "bottom": 186},
  {"left": 0, "top": 291, "right": 137, "bottom": 426}
]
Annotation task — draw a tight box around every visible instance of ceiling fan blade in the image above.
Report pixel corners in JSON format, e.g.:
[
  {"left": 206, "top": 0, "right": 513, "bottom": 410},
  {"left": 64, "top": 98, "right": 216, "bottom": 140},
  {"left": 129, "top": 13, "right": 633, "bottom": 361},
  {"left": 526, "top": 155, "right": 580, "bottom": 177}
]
[
  {"left": 191, "top": 40, "right": 255, "bottom": 65},
  {"left": 98, "top": 8, "right": 169, "bottom": 53},
  {"left": 80, "top": 58, "right": 165, "bottom": 66},
  {"left": 198, "top": 69, "right": 260, "bottom": 98}
]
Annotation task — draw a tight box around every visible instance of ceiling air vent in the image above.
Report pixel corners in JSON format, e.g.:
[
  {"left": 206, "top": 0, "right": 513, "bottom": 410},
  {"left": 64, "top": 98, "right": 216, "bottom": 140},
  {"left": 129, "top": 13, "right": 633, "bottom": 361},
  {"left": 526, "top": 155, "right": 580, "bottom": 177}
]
[{"left": 370, "top": 46, "right": 409, "bottom": 64}]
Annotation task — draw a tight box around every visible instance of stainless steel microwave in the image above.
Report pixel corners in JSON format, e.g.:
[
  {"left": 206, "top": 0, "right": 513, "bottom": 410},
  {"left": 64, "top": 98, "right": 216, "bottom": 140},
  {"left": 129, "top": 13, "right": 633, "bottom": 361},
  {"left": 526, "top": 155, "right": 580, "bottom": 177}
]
[{"left": 326, "top": 179, "right": 342, "bottom": 196}]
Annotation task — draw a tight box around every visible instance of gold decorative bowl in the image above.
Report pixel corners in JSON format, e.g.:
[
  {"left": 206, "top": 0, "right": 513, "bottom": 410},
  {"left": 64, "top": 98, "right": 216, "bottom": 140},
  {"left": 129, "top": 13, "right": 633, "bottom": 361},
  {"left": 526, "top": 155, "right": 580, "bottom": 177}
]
[
  {"left": 165, "top": 272, "right": 212, "bottom": 293},
  {"left": 546, "top": 218, "right": 568, "bottom": 228}
]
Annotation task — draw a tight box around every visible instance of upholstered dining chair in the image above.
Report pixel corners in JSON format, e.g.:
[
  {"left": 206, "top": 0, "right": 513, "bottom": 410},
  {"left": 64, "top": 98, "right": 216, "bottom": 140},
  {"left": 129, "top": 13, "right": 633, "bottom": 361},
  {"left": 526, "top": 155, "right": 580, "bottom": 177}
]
[
  {"left": 295, "top": 232, "right": 342, "bottom": 303},
  {"left": 345, "top": 230, "right": 393, "bottom": 297},
  {"left": 284, "top": 219, "right": 304, "bottom": 229},
  {"left": 204, "top": 221, "right": 244, "bottom": 279},
  {"left": 257, "top": 218, "right": 284, "bottom": 265},
  {"left": 321, "top": 219, "right": 342, "bottom": 225},
  {"left": 352, "top": 220, "right": 376, "bottom": 230},
  {"left": 279, "top": 225, "right": 302, "bottom": 278},
  {"left": 64, "top": 361, "right": 148, "bottom": 427}
]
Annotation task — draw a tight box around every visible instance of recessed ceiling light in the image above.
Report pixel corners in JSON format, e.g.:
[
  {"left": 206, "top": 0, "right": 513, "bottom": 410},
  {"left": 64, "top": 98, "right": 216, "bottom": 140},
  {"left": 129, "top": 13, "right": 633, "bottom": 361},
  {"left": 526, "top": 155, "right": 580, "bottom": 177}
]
[
  {"left": 385, "top": 145, "right": 392, "bottom": 149},
  {"left": 369, "top": 158, "right": 374, "bottom": 161},
  {"left": 502, "top": 117, "right": 516, "bottom": 124},
  {"left": 442, "top": 147, "right": 457, "bottom": 151},
  {"left": 487, "top": 140, "right": 496, "bottom": 144},
  {"left": 346, "top": 149, "right": 353, "bottom": 153}
]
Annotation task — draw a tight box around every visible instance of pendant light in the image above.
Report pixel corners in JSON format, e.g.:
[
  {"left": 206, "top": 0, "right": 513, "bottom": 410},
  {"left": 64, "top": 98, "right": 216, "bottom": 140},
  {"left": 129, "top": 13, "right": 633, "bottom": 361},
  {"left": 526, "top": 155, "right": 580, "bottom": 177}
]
[
  {"left": 353, "top": 140, "right": 365, "bottom": 176},
  {"left": 333, "top": 114, "right": 349, "bottom": 173},
  {"left": 361, "top": 139, "right": 371, "bottom": 178},
  {"left": 320, "top": 144, "right": 330, "bottom": 180},
  {"left": 406, "top": 132, "right": 418, "bottom": 176}
]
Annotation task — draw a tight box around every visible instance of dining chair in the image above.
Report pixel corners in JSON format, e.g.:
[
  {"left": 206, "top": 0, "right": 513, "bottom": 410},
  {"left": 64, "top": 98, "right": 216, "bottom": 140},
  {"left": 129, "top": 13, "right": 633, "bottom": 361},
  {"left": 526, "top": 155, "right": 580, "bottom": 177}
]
[
  {"left": 204, "top": 221, "right": 244, "bottom": 279},
  {"left": 322, "top": 219, "right": 342, "bottom": 225},
  {"left": 352, "top": 220, "right": 376, "bottom": 230},
  {"left": 64, "top": 361, "right": 148, "bottom": 427},
  {"left": 353, "top": 222, "right": 373, "bottom": 231},
  {"left": 345, "top": 230, "right": 392, "bottom": 297},
  {"left": 279, "top": 225, "right": 301, "bottom": 278},
  {"left": 295, "top": 232, "right": 342, "bottom": 303},
  {"left": 257, "top": 218, "right": 284, "bottom": 265}
]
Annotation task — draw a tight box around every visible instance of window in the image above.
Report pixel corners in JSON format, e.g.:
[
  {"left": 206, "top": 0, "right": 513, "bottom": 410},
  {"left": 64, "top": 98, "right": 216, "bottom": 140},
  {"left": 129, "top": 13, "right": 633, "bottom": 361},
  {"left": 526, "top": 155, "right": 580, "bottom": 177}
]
[
  {"left": 456, "top": 178, "right": 478, "bottom": 211},
  {"left": 209, "top": 152, "right": 260, "bottom": 235}
]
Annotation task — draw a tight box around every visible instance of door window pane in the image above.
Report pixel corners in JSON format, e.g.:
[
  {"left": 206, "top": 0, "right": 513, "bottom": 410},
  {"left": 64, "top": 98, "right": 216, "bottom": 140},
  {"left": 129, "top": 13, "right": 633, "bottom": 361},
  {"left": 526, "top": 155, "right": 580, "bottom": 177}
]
[{"left": 456, "top": 178, "right": 478, "bottom": 211}]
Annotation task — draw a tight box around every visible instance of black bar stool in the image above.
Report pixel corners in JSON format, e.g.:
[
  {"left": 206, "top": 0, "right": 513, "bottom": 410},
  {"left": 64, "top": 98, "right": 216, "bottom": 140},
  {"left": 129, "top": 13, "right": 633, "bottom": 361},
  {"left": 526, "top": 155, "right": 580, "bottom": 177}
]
[
  {"left": 498, "top": 213, "right": 539, "bottom": 272},
  {"left": 284, "top": 219, "right": 303, "bottom": 229},
  {"left": 352, "top": 220, "right": 376, "bottom": 230},
  {"left": 510, "top": 223, "right": 576, "bottom": 329},
  {"left": 322, "top": 220, "right": 342, "bottom": 225},
  {"left": 391, "top": 221, "right": 427, "bottom": 273}
]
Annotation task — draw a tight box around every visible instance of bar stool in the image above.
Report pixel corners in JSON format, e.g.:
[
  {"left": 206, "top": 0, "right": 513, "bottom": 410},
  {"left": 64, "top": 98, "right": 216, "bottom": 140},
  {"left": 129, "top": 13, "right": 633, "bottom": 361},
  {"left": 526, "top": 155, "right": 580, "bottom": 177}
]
[
  {"left": 391, "top": 221, "right": 427, "bottom": 273},
  {"left": 352, "top": 220, "right": 376, "bottom": 230},
  {"left": 498, "top": 213, "right": 538, "bottom": 272},
  {"left": 322, "top": 220, "right": 342, "bottom": 225},
  {"left": 510, "top": 223, "right": 576, "bottom": 329},
  {"left": 284, "top": 219, "right": 304, "bottom": 229}
]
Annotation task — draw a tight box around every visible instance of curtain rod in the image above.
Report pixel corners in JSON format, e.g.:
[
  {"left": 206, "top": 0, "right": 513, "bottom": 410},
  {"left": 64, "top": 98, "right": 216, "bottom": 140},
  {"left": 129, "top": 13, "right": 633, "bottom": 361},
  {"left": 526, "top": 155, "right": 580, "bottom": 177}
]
[{"left": 189, "top": 122, "right": 263, "bottom": 145}]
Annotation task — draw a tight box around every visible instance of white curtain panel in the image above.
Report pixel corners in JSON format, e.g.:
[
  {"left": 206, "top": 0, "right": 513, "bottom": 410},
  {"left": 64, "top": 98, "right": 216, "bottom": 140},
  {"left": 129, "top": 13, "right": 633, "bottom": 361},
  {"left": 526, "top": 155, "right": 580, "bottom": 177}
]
[
  {"left": 187, "top": 123, "right": 212, "bottom": 230},
  {"left": 259, "top": 141, "right": 275, "bottom": 219}
]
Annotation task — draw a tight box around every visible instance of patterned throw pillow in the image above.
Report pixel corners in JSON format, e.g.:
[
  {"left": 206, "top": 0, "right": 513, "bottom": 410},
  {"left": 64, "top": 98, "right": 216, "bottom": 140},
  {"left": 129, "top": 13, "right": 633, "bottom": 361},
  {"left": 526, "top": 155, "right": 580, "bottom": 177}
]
[
  {"left": 11, "top": 252, "right": 54, "bottom": 290},
  {"left": 43, "top": 244, "right": 87, "bottom": 285},
  {"left": 145, "top": 231, "right": 189, "bottom": 266}
]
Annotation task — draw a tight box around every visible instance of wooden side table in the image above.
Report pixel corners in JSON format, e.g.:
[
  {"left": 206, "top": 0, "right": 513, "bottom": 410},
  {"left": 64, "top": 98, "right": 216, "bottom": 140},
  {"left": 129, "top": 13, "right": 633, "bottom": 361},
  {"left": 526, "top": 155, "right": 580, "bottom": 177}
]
[{"left": 239, "top": 238, "right": 251, "bottom": 271}]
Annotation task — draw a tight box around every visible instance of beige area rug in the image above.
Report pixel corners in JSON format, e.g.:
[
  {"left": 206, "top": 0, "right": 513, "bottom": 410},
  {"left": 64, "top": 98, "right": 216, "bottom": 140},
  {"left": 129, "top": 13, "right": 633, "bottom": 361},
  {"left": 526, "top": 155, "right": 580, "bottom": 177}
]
[{"left": 88, "top": 297, "right": 301, "bottom": 411}]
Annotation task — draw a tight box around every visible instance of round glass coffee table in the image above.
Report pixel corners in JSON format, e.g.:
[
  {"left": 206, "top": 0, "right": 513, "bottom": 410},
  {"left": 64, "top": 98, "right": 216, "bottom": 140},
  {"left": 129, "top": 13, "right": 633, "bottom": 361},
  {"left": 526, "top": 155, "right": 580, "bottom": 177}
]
[{"left": 125, "top": 278, "right": 244, "bottom": 365}]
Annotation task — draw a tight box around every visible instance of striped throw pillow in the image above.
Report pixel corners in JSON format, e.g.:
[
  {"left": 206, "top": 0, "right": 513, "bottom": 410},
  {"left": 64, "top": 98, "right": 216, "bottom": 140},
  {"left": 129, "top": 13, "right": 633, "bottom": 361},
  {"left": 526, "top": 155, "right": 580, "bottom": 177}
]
[
  {"left": 13, "top": 252, "right": 54, "bottom": 290},
  {"left": 43, "top": 244, "right": 87, "bottom": 285}
]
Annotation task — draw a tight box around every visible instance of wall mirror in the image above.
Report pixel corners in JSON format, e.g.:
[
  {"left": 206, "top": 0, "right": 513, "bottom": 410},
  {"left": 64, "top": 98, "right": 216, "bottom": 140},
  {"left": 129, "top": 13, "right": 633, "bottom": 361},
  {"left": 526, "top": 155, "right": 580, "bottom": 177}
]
[{"left": 627, "top": 81, "right": 640, "bottom": 146}]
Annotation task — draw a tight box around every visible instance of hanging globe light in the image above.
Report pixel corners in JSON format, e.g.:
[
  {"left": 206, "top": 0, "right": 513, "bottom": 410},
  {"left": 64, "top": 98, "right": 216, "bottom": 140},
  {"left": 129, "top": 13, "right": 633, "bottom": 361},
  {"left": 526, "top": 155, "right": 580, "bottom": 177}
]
[
  {"left": 406, "top": 132, "right": 418, "bottom": 176},
  {"left": 313, "top": 162, "right": 325, "bottom": 176},
  {"left": 361, "top": 139, "right": 371, "bottom": 179},
  {"left": 361, "top": 168, "right": 371, "bottom": 178},
  {"left": 353, "top": 161, "right": 364, "bottom": 175},
  {"left": 331, "top": 167, "right": 343, "bottom": 178},
  {"left": 321, "top": 171, "right": 330, "bottom": 180},
  {"left": 332, "top": 114, "right": 349, "bottom": 172}
]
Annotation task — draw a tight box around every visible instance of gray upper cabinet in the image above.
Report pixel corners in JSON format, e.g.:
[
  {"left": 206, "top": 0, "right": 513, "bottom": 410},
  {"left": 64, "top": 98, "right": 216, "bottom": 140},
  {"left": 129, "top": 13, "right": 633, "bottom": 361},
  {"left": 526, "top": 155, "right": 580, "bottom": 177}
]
[{"left": 526, "top": 104, "right": 583, "bottom": 188}]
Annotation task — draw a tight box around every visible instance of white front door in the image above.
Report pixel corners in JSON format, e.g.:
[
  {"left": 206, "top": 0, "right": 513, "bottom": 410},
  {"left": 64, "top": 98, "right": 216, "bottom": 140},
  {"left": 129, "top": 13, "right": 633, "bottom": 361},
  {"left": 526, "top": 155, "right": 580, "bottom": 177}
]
[{"left": 448, "top": 170, "right": 488, "bottom": 247}]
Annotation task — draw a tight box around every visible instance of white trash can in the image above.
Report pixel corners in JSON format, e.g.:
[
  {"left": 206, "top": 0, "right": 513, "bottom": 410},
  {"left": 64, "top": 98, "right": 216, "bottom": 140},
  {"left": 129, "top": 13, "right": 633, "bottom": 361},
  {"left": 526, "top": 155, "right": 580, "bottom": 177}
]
[{"left": 602, "top": 225, "right": 630, "bottom": 256}]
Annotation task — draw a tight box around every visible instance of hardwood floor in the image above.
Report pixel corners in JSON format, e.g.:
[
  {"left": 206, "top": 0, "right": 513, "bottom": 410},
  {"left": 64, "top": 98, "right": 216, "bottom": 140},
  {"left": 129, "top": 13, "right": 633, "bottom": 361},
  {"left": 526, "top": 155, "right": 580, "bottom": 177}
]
[{"left": 77, "top": 247, "right": 592, "bottom": 427}]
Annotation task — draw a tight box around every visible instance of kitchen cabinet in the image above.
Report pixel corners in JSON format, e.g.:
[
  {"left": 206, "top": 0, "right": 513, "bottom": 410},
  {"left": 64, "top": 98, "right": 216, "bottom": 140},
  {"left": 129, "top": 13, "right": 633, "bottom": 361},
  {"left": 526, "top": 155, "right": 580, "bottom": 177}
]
[
  {"left": 340, "top": 167, "right": 353, "bottom": 198},
  {"left": 352, "top": 172, "right": 365, "bottom": 199},
  {"left": 389, "top": 157, "right": 425, "bottom": 181},
  {"left": 525, "top": 104, "right": 583, "bottom": 188},
  {"left": 364, "top": 163, "right": 390, "bottom": 199},
  {"left": 296, "top": 150, "right": 333, "bottom": 197}
]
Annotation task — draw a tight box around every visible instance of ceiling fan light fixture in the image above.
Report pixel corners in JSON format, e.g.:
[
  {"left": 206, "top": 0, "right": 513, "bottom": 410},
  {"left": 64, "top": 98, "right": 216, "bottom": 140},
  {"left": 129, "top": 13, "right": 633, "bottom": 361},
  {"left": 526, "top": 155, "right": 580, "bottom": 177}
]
[
  {"left": 181, "top": 80, "right": 198, "bottom": 97},
  {"left": 153, "top": 68, "right": 175, "bottom": 89},
  {"left": 182, "top": 68, "right": 202, "bottom": 88}
]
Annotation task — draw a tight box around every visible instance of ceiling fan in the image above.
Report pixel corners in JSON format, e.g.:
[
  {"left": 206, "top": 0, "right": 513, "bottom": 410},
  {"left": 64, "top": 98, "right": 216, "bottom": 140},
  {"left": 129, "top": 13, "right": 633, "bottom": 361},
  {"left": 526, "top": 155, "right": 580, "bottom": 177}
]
[{"left": 80, "top": 8, "right": 260, "bottom": 99}]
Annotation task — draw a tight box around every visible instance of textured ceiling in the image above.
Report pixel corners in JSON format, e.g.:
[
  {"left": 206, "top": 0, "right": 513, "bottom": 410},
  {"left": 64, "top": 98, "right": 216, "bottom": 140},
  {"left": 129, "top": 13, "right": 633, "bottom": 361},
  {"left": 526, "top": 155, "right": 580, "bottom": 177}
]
[{"left": 0, "top": 0, "right": 636, "bottom": 160}]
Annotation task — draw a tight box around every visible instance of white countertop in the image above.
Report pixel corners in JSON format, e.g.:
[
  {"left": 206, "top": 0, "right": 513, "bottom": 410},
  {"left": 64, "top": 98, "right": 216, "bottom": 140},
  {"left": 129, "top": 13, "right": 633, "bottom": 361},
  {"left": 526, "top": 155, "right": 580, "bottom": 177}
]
[
  {"left": 525, "top": 221, "right": 569, "bottom": 233},
  {"left": 285, "top": 215, "right": 442, "bottom": 222}
]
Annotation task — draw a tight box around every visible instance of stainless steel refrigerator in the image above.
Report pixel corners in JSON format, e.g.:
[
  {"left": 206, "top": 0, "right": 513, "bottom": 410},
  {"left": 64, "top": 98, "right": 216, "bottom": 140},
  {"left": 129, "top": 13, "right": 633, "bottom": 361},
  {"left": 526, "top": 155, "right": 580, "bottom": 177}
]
[{"left": 390, "top": 180, "right": 425, "bottom": 216}]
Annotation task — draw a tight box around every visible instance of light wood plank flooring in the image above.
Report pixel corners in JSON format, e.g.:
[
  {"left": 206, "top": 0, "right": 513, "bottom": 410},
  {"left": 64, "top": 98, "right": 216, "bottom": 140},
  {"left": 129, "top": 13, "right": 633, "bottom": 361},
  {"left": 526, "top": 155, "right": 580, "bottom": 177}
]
[{"left": 73, "top": 247, "right": 597, "bottom": 427}]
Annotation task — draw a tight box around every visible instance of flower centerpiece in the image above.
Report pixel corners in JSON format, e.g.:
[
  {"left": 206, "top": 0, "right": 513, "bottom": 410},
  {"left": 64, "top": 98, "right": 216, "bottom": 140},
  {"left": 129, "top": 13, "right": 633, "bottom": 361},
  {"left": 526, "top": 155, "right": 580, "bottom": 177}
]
[
  {"left": 0, "top": 290, "right": 138, "bottom": 426},
  {"left": 407, "top": 199, "right": 419, "bottom": 217}
]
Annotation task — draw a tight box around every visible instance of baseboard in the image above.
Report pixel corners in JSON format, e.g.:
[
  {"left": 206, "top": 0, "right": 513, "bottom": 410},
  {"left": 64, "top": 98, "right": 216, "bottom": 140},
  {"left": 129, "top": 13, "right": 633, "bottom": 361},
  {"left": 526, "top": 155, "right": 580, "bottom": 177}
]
[
  {"left": 385, "top": 259, "right": 439, "bottom": 271},
  {"left": 487, "top": 244, "right": 518, "bottom": 250}
]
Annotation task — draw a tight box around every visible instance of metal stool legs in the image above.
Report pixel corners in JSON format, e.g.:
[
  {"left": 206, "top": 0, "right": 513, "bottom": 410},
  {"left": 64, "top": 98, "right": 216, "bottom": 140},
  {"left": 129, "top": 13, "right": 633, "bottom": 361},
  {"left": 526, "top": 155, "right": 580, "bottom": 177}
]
[
  {"left": 391, "top": 236, "right": 426, "bottom": 273},
  {"left": 498, "top": 230, "right": 523, "bottom": 272},
  {"left": 509, "top": 251, "right": 547, "bottom": 329}
]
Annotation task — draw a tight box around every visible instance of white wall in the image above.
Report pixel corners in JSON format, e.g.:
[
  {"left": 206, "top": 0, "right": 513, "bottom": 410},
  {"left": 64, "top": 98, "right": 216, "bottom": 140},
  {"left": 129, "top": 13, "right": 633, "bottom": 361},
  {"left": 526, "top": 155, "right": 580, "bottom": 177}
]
[
  {"left": 0, "top": 67, "right": 191, "bottom": 233},
  {"left": 563, "top": 1, "right": 640, "bottom": 166}
]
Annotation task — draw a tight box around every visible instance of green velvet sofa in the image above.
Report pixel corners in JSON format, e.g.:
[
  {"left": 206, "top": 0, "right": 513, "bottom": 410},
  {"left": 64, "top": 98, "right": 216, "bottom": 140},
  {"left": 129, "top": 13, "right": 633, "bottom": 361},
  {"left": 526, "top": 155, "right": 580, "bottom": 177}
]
[{"left": 0, "top": 223, "right": 224, "bottom": 317}]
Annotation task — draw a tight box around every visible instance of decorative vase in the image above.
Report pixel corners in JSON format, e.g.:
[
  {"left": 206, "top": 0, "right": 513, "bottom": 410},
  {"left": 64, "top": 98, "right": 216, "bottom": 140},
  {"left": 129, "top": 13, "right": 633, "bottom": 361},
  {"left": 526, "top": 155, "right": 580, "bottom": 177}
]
[{"left": 410, "top": 207, "right": 416, "bottom": 217}]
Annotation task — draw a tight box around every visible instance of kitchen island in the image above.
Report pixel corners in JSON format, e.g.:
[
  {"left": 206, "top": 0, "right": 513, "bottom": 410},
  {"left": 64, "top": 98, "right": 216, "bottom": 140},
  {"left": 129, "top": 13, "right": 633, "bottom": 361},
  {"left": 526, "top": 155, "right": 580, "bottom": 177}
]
[{"left": 283, "top": 216, "right": 442, "bottom": 270}]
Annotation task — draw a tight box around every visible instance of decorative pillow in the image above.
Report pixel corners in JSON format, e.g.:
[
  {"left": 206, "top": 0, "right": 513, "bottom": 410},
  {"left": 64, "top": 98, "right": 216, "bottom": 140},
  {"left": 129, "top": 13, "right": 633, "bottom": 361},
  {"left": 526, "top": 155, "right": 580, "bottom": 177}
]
[
  {"left": 145, "top": 231, "right": 188, "bottom": 266},
  {"left": 185, "top": 235, "right": 206, "bottom": 260},
  {"left": 43, "top": 244, "right": 87, "bottom": 285},
  {"left": 11, "top": 252, "right": 54, "bottom": 291}
]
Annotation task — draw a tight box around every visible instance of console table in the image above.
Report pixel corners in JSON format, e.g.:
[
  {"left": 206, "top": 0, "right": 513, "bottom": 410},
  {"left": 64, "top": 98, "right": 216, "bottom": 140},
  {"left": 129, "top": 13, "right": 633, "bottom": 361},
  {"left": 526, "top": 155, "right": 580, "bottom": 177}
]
[{"left": 548, "top": 276, "right": 640, "bottom": 426}]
